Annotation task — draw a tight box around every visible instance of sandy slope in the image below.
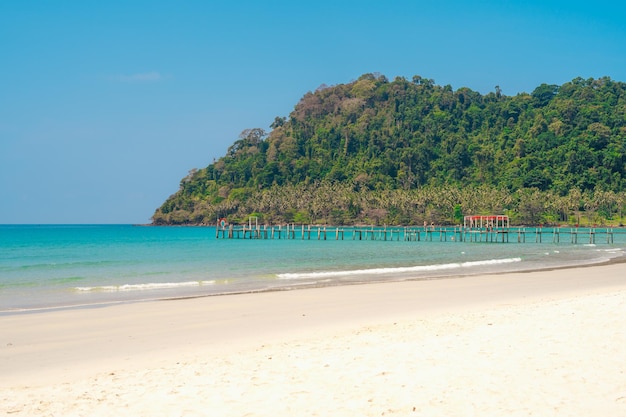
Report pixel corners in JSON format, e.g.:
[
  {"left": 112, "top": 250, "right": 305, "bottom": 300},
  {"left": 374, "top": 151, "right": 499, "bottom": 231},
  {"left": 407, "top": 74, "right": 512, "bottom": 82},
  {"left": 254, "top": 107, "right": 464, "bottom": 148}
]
[{"left": 1, "top": 263, "right": 625, "bottom": 416}]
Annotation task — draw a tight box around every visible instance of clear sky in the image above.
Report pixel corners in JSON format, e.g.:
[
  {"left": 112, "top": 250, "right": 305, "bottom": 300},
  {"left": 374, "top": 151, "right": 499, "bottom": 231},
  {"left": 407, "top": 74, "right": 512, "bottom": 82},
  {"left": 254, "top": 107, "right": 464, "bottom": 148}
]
[{"left": 1, "top": 0, "right": 625, "bottom": 224}]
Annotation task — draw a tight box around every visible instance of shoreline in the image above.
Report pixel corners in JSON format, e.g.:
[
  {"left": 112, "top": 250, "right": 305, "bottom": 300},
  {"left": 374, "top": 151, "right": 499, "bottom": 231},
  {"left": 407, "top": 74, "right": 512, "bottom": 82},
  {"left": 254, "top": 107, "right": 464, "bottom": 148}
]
[
  {"left": 169, "top": 248, "right": 626, "bottom": 298},
  {"left": 4, "top": 251, "right": 625, "bottom": 316},
  {"left": 2, "top": 262, "right": 626, "bottom": 415}
]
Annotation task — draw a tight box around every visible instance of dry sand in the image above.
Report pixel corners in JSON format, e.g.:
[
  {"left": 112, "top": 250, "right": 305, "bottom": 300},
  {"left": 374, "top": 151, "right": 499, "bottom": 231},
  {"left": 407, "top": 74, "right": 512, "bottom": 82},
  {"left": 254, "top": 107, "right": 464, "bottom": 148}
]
[{"left": 1, "top": 263, "right": 626, "bottom": 416}]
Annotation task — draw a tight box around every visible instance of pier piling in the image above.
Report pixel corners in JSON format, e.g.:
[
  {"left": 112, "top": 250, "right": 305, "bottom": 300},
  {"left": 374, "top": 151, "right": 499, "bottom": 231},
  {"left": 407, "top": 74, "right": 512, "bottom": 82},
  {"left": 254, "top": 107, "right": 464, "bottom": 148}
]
[{"left": 214, "top": 221, "right": 620, "bottom": 245}]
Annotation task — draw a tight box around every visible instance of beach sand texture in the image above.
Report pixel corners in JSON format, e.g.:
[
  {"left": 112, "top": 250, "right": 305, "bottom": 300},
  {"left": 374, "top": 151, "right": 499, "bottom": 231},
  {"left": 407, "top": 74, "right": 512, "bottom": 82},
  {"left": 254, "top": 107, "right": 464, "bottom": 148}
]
[{"left": 2, "top": 263, "right": 626, "bottom": 416}]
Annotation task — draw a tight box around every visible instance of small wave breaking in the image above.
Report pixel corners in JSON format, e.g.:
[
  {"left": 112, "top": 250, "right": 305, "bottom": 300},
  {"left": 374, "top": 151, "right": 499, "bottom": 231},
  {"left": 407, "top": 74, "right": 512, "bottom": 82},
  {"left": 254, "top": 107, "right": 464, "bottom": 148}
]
[
  {"left": 74, "top": 280, "right": 216, "bottom": 293},
  {"left": 277, "top": 257, "right": 522, "bottom": 280}
]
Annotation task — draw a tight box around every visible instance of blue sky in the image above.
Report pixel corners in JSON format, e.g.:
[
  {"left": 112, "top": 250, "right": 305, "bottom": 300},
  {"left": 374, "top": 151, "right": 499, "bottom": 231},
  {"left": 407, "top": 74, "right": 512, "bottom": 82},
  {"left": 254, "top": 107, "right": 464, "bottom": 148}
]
[{"left": 1, "top": 0, "right": 625, "bottom": 224}]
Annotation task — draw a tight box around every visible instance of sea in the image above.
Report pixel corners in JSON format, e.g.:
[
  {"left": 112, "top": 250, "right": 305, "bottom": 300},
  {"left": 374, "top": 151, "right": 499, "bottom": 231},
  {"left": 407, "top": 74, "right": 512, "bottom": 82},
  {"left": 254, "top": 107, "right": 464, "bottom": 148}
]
[{"left": 1, "top": 224, "right": 625, "bottom": 313}]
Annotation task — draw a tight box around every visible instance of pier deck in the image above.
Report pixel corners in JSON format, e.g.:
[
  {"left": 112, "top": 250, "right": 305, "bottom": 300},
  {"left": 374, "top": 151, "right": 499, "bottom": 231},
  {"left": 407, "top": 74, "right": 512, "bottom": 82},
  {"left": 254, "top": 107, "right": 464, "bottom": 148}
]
[{"left": 216, "top": 225, "right": 618, "bottom": 244}]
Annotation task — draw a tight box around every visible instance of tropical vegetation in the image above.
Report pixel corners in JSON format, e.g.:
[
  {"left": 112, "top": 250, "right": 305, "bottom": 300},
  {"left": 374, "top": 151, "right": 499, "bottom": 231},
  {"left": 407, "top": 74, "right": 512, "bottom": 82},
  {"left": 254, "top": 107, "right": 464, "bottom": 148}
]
[{"left": 152, "top": 74, "right": 626, "bottom": 226}]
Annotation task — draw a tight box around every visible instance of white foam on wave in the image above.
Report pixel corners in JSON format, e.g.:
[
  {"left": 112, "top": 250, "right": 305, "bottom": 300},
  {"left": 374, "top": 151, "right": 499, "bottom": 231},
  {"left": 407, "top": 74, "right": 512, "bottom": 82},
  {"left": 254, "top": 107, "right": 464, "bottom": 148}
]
[
  {"left": 75, "top": 280, "right": 216, "bottom": 292},
  {"left": 602, "top": 247, "right": 624, "bottom": 253},
  {"left": 277, "top": 257, "right": 522, "bottom": 280}
]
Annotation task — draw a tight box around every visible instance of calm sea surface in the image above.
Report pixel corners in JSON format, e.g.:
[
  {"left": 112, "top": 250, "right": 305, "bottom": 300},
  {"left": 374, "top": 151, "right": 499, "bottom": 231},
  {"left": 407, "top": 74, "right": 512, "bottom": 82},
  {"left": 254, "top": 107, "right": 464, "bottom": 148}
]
[{"left": 1, "top": 224, "right": 624, "bottom": 313}]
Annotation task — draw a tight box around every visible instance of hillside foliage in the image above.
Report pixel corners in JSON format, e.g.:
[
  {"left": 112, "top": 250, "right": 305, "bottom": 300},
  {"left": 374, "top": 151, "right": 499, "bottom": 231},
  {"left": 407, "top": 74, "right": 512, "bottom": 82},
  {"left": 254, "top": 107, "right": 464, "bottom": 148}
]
[{"left": 153, "top": 74, "right": 626, "bottom": 226}]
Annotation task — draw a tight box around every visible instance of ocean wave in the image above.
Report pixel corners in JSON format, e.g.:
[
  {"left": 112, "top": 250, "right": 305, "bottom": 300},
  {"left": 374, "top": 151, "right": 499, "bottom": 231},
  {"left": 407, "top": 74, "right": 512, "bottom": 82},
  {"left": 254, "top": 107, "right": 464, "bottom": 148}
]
[
  {"left": 11, "top": 260, "right": 118, "bottom": 271},
  {"left": 601, "top": 247, "right": 625, "bottom": 253},
  {"left": 277, "top": 257, "right": 522, "bottom": 280},
  {"left": 74, "top": 280, "right": 216, "bottom": 292}
]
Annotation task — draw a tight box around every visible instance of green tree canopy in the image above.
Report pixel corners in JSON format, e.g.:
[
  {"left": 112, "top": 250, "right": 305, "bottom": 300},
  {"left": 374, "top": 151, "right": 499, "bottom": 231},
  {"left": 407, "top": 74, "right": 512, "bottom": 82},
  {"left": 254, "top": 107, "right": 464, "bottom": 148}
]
[{"left": 153, "top": 74, "right": 626, "bottom": 226}]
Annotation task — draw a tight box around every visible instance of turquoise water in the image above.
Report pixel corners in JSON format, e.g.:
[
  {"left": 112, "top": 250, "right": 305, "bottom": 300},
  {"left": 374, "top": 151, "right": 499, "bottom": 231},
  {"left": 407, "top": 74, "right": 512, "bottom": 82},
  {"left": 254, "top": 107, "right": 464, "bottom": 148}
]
[{"left": 1, "top": 225, "right": 624, "bottom": 313}]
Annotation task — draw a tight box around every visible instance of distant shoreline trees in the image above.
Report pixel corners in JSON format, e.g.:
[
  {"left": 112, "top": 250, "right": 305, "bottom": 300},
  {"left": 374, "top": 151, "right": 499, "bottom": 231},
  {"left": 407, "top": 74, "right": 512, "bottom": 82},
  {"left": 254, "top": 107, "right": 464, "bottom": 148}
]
[{"left": 152, "top": 181, "right": 625, "bottom": 227}]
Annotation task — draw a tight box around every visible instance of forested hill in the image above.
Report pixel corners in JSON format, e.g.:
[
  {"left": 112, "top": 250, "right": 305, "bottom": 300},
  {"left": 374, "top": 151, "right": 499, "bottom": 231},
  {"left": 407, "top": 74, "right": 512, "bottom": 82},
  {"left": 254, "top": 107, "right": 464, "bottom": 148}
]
[{"left": 152, "top": 74, "right": 626, "bottom": 226}]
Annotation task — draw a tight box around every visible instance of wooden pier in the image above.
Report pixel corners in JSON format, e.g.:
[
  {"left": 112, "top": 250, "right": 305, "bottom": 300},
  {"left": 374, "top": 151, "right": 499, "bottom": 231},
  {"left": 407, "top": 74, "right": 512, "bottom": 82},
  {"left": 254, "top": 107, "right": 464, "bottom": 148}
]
[{"left": 215, "top": 223, "right": 617, "bottom": 244}]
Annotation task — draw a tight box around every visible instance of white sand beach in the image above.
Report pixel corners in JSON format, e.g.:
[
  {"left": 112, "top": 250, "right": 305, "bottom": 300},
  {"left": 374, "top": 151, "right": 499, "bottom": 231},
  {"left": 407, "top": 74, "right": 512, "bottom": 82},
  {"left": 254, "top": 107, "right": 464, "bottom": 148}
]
[{"left": 2, "top": 263, "right": 626, "bottom": 416}]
